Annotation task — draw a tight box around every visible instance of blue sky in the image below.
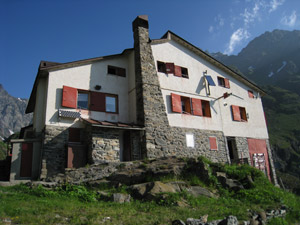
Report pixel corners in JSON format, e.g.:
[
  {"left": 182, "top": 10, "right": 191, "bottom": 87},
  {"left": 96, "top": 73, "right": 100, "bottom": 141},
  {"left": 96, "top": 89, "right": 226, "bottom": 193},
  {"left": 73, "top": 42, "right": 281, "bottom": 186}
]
[{"left": 1, "top": 0, "right": 299, "bottom": 99}]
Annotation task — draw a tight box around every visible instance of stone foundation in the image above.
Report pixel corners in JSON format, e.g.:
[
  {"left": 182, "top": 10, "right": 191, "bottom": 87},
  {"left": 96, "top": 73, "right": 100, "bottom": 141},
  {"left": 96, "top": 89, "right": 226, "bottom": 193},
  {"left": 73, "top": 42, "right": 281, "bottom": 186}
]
[
  {"left": 146, "top": 127, "right": 228, "bottom": 163},
  {"left": 88, "top": 127, "right": 120, "bottom": 164}
]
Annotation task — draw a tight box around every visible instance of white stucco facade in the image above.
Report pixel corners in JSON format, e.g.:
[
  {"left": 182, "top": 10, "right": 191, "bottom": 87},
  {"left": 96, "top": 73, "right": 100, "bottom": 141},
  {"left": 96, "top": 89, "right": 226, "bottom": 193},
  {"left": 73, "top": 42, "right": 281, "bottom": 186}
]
[
  {"left": 41, "top": 53, "right": 137, "bottom": 128},
  {"left": 151, "top": 40, "right": 268, "bottom": 139}
]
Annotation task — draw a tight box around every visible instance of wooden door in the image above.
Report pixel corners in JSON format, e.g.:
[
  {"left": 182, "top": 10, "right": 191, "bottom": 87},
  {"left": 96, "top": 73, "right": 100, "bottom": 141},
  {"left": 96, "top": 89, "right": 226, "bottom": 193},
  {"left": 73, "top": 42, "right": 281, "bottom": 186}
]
[
  {"left": 67, "top": 144, "right": 87, "bottom": 168},
  {"left": 20, "top": 143, "right": 33, "bottom": 177}
]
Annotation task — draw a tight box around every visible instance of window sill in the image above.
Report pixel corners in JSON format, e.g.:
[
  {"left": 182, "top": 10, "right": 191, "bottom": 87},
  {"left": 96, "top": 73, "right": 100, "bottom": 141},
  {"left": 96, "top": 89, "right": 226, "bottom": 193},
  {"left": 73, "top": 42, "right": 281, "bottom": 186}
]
[
  {"left": 105, "top": 111, "right": 119, "bottom": 115},
  {"left": 107, "top": 73, "right": 126, "bottom": 77}
]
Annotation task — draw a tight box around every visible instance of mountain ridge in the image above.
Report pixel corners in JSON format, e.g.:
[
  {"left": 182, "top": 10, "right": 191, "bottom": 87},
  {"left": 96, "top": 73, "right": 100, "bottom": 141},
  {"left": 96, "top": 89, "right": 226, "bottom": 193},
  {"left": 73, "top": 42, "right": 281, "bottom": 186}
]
[{"left": 0, "top": 84, "right": 32, "bottom": 139}]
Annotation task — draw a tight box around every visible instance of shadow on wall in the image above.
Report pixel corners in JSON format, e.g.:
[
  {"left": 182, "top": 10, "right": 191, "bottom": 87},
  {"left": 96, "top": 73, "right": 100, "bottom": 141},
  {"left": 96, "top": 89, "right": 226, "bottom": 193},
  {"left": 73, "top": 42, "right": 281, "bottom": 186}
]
[
  {"left": 166, "top": 95, "right": 172, "bottom": 114},
  {"left": 0, "top": 156, "right": 12, "bottom": 181},
  {"left": 196, "top": 76, "right": 205, "bottom": 94},
  {"left": 43, "top": 128, "right": 68, "bottom": 178}
]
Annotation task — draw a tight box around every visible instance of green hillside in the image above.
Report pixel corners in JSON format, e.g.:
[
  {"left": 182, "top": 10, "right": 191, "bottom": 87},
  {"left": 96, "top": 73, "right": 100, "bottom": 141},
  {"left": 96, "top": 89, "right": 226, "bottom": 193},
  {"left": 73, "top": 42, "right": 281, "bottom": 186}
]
[{"left": 0, "top": 159, "right": 300, "bottom": 224}]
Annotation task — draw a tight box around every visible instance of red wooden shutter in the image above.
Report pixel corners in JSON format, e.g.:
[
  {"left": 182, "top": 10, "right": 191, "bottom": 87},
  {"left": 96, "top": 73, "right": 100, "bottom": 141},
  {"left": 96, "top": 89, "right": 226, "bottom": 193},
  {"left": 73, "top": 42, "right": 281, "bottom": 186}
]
[
  {"left": 90, "top": 91, "right": 105, "bottom": 112},
  {"left": 232, "top": 105, "right": 241, "bottom": 121},
  {"left": 118, "top": 68, "right": 126, "bottom": 77},
  {"left": 166, "top": 63, "right": 175, "bottom": 74},
  {"left": 225, "top": 78, "right": 230, "bottom": 88},
  {"left": 62, "top": 86, "right": 77, "bottom": 108},
  {"left": 171, "top": 93, "right": 182, "bottom": 113},
  {"left": 174, "top": 65, "right": 182, "bottom": 77},
  {"left": 248, "top": 90, "right": 254, "bottom": 98},
  {"left": 192, "top": 98, "right": 203, "bottom": 116},
  {"left": 209, "top": 137, "right": 218, "bottom": 150}
]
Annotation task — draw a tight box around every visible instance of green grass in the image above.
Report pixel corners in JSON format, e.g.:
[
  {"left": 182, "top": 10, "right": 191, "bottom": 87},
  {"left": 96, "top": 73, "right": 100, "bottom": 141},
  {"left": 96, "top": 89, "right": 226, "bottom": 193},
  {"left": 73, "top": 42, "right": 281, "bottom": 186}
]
[{"left": 1, "top": 162, "right": 300, "bottom": 224}]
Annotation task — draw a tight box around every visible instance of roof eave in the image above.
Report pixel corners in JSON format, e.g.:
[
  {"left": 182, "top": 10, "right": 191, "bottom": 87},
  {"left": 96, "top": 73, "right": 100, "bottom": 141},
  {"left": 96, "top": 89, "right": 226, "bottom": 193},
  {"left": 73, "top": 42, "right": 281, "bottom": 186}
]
[{"left": 40, "top": 48, "right": 134, "bottom": 72}]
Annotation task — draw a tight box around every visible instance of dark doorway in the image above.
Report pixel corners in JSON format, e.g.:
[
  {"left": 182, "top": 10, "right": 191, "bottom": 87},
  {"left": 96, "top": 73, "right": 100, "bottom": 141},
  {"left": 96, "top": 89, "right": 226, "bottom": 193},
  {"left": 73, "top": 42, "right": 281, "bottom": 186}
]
[
  {"left": 123, "top": 131, "right": 131, "bottom": 161},
  {"left": 227, "top": 137, "right": 238, "bottom": 163},
  {"left": 20, "top": 143, "right": 33, "bottom": 177},
  {"left": 69, "top": 128, "right": 81, "bottom": 143},
  {"left": 67, "top": 128, "right": 87, "bottom": 168},
  {"left": 67, "top": 144, "right": 87, "bottom": 168}
]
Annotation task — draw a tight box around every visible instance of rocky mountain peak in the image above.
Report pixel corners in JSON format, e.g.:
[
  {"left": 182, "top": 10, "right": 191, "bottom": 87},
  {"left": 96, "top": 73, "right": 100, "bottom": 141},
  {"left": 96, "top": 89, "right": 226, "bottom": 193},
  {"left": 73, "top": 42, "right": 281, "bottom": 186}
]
[{"left": 0, "top": 84, "right": 32, "bottom": 139}]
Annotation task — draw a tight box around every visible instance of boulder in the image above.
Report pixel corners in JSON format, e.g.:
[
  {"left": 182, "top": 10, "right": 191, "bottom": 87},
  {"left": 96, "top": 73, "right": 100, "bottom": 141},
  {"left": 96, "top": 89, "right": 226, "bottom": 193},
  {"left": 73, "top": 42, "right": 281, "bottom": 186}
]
[
  {"left": 186, "top": 186, "right": 217, "bottom": 198},
  {"left": 217, "top": 174, "right": 244, "bottom": 191},
  {"left": 186, "top": 218, "right": 205, "bottom": 225},
  {"left": 218, "top": 215, "right": 239, "bottom": 225},
  {"left": 166, "top": 181, "right": 189, "bottom": 192},
  {"left": 172, "top": 220, "right": 186, "bottom": 225},
  {"left": 129, "top": 181, "right": 177, "bottom": 200},
  {"left": 112, "top": 193, "right": 131, "bottom": 203}
]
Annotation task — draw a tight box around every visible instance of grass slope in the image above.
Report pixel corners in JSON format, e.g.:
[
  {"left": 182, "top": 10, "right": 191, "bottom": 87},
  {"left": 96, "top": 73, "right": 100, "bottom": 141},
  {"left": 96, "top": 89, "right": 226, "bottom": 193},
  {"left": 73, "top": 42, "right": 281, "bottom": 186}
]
[{"left": 0, "top": 162, "right": 299, "bottom": 225}]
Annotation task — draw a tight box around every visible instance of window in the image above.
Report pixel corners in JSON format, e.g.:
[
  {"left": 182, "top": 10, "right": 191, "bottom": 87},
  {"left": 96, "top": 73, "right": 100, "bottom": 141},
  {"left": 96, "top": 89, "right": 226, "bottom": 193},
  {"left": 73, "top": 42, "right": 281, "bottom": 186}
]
[
  {"left": 107, "top": 65, "right": 126, "bottom": 77},
  {"left": 217, "top": 77, "right": 230, "bottom": 88},
  {"left": 181, "top": 67, "right": 189, "bottom": 78},
  {"left": 231, "top": 105, "right": 247, "bottom": 122},
  {"left": 62, "top": 85, "right": 118, "bottom": 113},
  {"left": 209, "top": 137, "right": 218, "bottom": 150},
  {"left": 171, "top": 93, "right": 211, "bottom": 117},
  {"left": 186, "top": 134, "right": 194, "bottom": 148},
  {"left": 248, "top": 90, "right": 254, "bottom": 98},
  {"left": 201, "top": 100, "right": 211, "bottom": 117},
  {"left": 77, "top": 92, "right": 89, "bottom": 109},
  {"left": 105, "top": 95, "right": 118, "bottom": 113},
  {"left": 157, "top": 61, "right": 166, "bottom": 73},
  {"left": 181, "top": 96, "right": 191, "bottom": 114},
  {"left": 157, "top": 61, "right": 188, "bottom": 78},
  {"left": 174, "top": 65, "right": 189, "bottom": 78}
]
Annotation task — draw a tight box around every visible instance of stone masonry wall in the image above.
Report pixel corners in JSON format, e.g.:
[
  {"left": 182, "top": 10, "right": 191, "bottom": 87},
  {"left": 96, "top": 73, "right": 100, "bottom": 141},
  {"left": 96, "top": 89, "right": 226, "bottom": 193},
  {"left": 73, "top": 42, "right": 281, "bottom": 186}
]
[
  {"left": 88, "top": 127, "right": 120, "bottom": 164},
  {"left": 235, "top": 137, "right": 250, "bottom": 163}
]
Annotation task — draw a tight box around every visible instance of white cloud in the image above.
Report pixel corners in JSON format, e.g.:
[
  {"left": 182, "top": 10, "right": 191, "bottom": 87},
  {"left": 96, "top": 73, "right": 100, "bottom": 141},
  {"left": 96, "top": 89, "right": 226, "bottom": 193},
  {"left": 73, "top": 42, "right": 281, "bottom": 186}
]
[
  {"left": 224, "top": 28, "right": 250, "bottom": 55},
  {"left": 209, "top": 14, "right": 225, "bottom": 34},
  {"left": 241, "top": 3, "right": 260, "bottom": 26},
  {"left": 281, "top": 11, "right": 297, "bottom": 27},
  {"left": 269, "top": 0, "right": 285, "bottom": 13}
]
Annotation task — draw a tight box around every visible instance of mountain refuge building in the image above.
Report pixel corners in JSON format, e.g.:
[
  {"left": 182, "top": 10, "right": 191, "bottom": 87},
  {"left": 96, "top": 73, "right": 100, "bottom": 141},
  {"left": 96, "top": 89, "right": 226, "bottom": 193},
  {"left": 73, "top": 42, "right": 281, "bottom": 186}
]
[{"left": 9, "top": 15, "right": 277, "bottom": 184}]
